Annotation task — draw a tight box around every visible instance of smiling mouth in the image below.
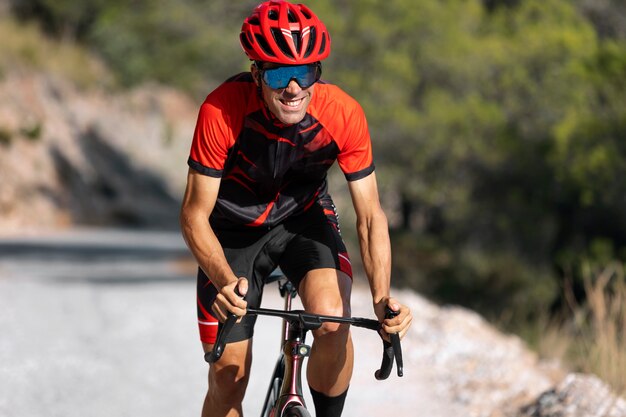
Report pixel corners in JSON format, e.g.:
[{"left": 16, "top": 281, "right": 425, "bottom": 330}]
[{"left": 280, "top": 97, "right": 304, "bottom": 108}]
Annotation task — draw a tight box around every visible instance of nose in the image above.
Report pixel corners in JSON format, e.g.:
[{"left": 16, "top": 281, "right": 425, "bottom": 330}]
[{"left": 284, "top": 78, "right": 303, "bottom": 95}]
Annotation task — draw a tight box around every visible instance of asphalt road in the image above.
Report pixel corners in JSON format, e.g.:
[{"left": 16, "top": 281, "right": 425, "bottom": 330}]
[{"left": 0, "top": 228, "right": 460, "bottom": 417}]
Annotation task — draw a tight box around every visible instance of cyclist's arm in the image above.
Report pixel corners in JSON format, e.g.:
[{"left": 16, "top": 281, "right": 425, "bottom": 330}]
[
  {"left": 347, "top": 172, "right": 412, "bottom": 338},
  {"left": 180, "top": 168, "right": 247, "bottom": 318}
]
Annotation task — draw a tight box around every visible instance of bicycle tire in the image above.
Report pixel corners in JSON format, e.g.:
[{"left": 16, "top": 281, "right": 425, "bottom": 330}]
[{"left": 284, "top": 405, "right": 311, "bottom": 417}]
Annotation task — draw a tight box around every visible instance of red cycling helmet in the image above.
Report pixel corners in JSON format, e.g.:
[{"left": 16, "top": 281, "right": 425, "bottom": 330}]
[{"left": 240, "top": 1, "right": 331, "bottom": 65}]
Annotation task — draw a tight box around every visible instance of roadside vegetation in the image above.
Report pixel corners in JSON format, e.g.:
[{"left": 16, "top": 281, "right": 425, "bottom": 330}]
[
  {"left": 4, "top": 0, "right": 626, "bottom": 396},
  {"left": 529, "top": 262, "right": 626, "bottom": 396},
  {"left": 0, "top": 16, "right": 110, "bottom": 89},
  {"left": 571, "top": 264, "right": 626, "bottom": 395}
]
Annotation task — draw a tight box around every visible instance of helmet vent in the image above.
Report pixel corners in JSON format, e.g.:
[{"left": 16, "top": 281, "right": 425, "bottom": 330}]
[
  {"left": 271, "top": 27, "right": 295, "bottom": 59},
  {"left": 240, "top": 33, "right": 253, "bottom": 51},
  {"left": 292, "top": 31, "right": 301, "bottom": 53},
  {"left": 303, "top": 27, "right": 316, "bottom": 58},
  {"left": 268, "top": 9, "right": 278, "bottom": 20},
  {"left": 287, "top": 10, "right": 297, "bottom": 23},
  {"left": 319, "top": 33, "right": 327, "bottom": 55},
  {"left": 255, "top": 34, "right": 276, "bottom": 57}
]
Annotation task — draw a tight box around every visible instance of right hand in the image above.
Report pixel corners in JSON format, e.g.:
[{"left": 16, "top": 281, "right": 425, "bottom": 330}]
[
  {"left": 373, "top": 296, "right": 412, "bottom": 342},
  {"left": 211, "top": 277, "right": 248, "bottom": 322}
]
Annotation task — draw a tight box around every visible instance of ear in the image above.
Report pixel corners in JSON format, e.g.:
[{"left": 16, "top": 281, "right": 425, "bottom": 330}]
[{"left": 251, "top": 63, "right": 261, "bottom": 86}]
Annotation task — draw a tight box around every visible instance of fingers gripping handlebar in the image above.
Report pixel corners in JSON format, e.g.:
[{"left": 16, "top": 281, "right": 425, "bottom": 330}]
[{"left": 204, "top": 283, "right": 245, "bottom": 364}]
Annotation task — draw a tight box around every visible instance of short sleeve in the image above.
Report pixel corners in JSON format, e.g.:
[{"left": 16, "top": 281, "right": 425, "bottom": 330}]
[
  {"left": 336, "top": 102, "right": 375, "bottom": 181},
  {"left": 188, "top": 78, "right": 251, "bottom": 177},
  {"left": 188, "top": 99, "right": 232, "bottom": 177}
]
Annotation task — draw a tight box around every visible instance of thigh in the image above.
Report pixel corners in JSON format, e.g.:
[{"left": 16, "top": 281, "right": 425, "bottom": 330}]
[
  {"left": 279, "top": 200, "right": 353, "bottom": 290},
  {"left": 197, "top": 229, "right": 279, "bottom": 345},
  {"left": 197, "top": 267, "right": 261, "bottom": 345},
  {"left": 298, "top": 268, "right": 352, "bottom": 318}
]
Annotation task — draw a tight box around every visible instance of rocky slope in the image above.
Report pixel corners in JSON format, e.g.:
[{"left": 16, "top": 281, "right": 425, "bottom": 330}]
[
  {"left": 387, "top": 286, "right": 626, "bottom": 417},
  {"left": 0, "top": 69, "right": 196, "bottom": 232},
  {"left": 1, "top": 68, "right": 625, "bottom": 416}
]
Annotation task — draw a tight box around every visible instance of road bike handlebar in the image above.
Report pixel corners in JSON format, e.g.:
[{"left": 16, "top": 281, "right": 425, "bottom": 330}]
[{"left": 205, "top": 307, "right": 404, "bottom": 380}]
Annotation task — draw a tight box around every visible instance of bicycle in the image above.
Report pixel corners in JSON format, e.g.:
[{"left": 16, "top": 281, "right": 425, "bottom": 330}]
[{"left": 204, "top": 270, "right": 404, "bottom": 417}]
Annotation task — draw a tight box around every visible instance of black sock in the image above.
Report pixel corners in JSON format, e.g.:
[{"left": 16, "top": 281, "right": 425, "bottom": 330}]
[{"left": 309, "top": 386, "right": 349, "bottom": 417}]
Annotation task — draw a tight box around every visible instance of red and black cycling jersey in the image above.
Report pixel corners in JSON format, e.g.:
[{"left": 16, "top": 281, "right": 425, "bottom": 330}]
[{"left": 188, "top": 72, "right": 375, "bottom": 230}]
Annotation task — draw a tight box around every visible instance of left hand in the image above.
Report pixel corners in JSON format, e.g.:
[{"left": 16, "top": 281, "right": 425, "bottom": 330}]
[{"left": 374, "top": 296, "right": 413, "bottom": 341}]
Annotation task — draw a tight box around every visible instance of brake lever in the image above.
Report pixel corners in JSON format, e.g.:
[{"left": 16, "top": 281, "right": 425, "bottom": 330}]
[
  {"left": 390, "top": 332, "right": 404, "bottom": 377},
  {"left": 376, "top": 307, "right": 404, "bottom": 379},
  {"left": 205, "top": 284, "right": 246, "bottom": 364},
  {"left": 205, "top": 312, "right": 237, "bottom": 363}
]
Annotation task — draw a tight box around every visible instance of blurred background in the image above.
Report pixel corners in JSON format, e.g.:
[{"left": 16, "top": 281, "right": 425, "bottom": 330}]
[{"left": 1, "top": 0, "right": 625, "bottom": 401}]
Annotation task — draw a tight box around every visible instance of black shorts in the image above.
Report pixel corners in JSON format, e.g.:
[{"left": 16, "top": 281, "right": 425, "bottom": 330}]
[{"left": 197, "top": 198, "right": 352, "bottom": 344}]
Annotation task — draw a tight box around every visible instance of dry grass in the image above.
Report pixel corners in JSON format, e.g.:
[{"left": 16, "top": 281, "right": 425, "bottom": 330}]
[
  {"left": 540, "top": 262, "right": 626, "bottom": 396},
  {"left": 0, "top": 16, "right": 112, "bottom": 89}
]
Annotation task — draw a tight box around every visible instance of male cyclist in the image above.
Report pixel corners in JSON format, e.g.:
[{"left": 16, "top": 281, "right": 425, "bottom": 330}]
[{"left": 180, "top": 1, "right": 413, "bottom": 416}]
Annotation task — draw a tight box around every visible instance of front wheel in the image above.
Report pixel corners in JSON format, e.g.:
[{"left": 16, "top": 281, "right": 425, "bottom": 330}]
[{"left": 284, "top": 405, "right": 311, "bottom": 417}]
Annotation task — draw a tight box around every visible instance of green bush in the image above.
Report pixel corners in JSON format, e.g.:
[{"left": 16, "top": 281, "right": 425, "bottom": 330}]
[
  {"left": 20, "top": 120, "right": 43, "bottom": 141},
  {"left": 0, "top": 127, "right": 12, "bottom": 146}
]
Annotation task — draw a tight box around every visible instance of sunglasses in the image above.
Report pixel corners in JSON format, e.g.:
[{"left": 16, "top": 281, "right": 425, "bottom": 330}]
[{"left": 258, "top": 63, "right": 322, "bottom": 90}]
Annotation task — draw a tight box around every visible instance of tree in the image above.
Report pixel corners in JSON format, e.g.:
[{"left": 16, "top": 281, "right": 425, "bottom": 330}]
[
  {"left": 314, "top": 0, "right": 623, "bottom": 324},
  {"left": 10, "top": 0, "right": 105, "bottom": 41}
]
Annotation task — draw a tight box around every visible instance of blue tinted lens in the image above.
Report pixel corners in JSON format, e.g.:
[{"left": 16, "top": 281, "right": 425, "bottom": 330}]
[{"left": 261, "top": 64, "right": 319, "bottom": 89}]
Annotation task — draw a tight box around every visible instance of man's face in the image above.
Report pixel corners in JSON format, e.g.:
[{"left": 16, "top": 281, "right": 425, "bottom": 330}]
[{"left": 252, "top": 63, "right": 316, "bottom": 125}]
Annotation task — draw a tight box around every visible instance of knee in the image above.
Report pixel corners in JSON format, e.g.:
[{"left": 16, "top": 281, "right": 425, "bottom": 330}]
[
  {"left": 208, "top": 363, "right": 249, "bottom": 404},
  {"left": 315, "top": 322, "right": 351, "bottom": 346},
  {"left": 313, "top": 305, "right": 352, "bottom": 341}
]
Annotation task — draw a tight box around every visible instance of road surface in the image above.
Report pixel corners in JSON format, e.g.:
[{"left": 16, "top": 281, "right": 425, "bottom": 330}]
[{"left": 0, "top": 228, "right": 461, "bottom": 417}]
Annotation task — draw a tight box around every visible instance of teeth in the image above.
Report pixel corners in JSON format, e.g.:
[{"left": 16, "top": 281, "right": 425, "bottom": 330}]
[{"left": 283, "top": 98, "right": 303, "bottom": 107}]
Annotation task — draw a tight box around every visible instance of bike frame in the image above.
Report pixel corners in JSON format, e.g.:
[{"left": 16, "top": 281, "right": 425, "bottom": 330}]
[{"left": 260, "top": 279, "right": 309, "bottom": 416}]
